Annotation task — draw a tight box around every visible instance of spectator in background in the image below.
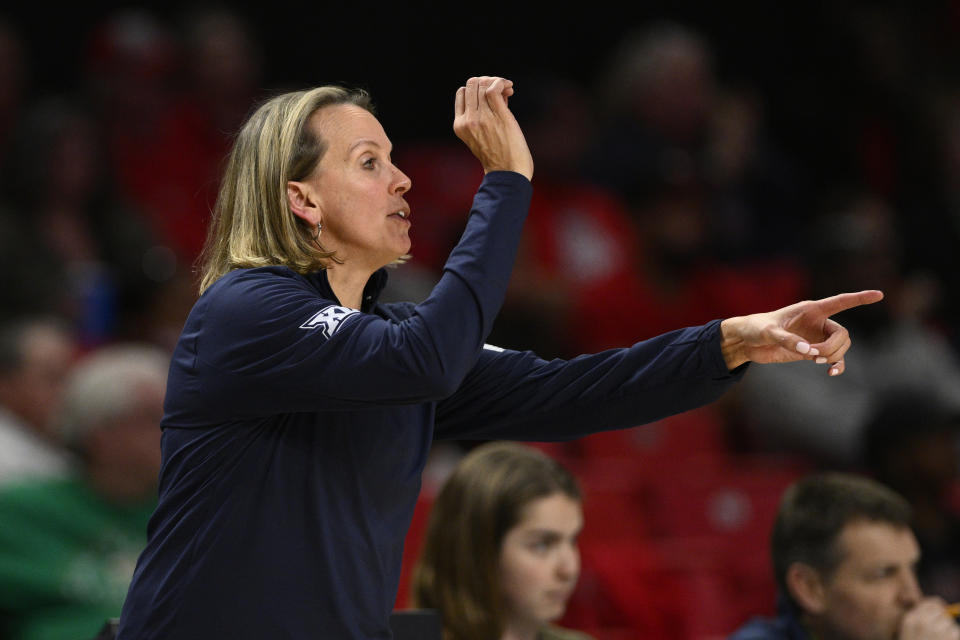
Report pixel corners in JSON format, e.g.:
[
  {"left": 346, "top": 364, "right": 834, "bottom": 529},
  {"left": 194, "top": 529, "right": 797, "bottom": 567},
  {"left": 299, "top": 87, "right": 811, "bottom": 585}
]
[
  {"left": 557, "top": 171, "right": 804, "bottom": 354},
  {"left": 0, "top": 317, "right": 77, "bottom": 487},
  {"left": 412, "top": 442, "right": 592, "bottom": 640},
  {"left": 587, "top": 22, "right": 715, "bottom": 199},
  {"left": 863, "top": 394, "right": 960, "bottom": 603},
  {"left": 86, "top": 8, "right": 262, "bottom": 265},
  {"left": 903, "top": 91, "right": 960, "bottom": 351},
  {"left": 587, "top": 22, "right": 796, "bottom": 256},
  {"left": 83, "top": 9, "right": 197, "bottom": 274},
  {"left": 180, "top": 7, "right": 262, "bottom": 138},
  {"left": 147, "top": 7, "right": 263, "bottom": 262},
  {"left": 590, "top": 29, "right": 805, "bottom": 263},
  {"left": 706, "top": 86, "right": 806, "bottom": 263},
  {"left": 84, "top": 10, "right": 176, "bottom": 234},
  {"left": 0, "top": 344, "right": 167, "bottom": 640},
  {"left": 575, "top": 24, "right": 805, "bottom": 351},
  {"left": 0, "top": 98, "right": 163, "bottom": 344},
  {"left": 76, "top": 10, "right": 260, "bottom": 350},
  {"left": 84, "top": 9, "right": 175, "bottom": 133},
  {"left": 730, "top": 473, "right": 959, "bottom": 640},
  {"left": 734, "top": 192, "right": 960, "bottom": 465}
]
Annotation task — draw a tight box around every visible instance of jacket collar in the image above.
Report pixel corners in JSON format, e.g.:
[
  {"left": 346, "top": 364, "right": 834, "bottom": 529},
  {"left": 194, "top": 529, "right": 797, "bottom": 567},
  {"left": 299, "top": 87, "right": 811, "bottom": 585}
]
[{"left": 306, "top": 268, "right": 389, "bottom": 313}]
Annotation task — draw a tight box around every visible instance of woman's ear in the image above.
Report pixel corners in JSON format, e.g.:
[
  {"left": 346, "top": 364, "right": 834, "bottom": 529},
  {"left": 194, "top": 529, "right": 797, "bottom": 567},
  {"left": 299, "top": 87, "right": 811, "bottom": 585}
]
[
  {"left": 287, "top": 180, "right": 320, "bottom": 224},
  {"left": 786, "top": 563, "right": 828, "bottom": 615}
]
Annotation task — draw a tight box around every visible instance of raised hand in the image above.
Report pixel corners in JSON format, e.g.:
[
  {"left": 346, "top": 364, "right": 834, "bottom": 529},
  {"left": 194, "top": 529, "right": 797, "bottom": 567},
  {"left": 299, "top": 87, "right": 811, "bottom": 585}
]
[
  {"left": 900, "top": 598, "right": 960, "bottom": 640},
  {"left": 453, "top": 76, "right": 534, "bottom": 180},
  {"left": 719, "top": 290, "right": 884, "bottom": 375}
]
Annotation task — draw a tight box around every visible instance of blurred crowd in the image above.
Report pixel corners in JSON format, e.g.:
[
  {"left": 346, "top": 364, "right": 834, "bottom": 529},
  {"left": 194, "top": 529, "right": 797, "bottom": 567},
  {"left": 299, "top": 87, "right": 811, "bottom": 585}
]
[{"left": 1, "top": 5, "right": 959, "bottom": 639}]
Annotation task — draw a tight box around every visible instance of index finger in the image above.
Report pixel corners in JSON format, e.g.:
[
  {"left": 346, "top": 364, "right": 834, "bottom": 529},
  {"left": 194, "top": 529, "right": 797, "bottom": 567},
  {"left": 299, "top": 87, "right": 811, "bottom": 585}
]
[
  {"left": 814, "top": 290, "right": 884, "bottom": 316},
  {"left": 483, "top": 78, "right": 514, "bottom": 117}
]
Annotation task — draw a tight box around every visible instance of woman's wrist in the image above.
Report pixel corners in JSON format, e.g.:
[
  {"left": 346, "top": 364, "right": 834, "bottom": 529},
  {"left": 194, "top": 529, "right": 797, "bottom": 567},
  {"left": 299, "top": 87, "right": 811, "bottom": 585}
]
[{"left": 720, "top": 317, "right": 749, "bottom": 371}]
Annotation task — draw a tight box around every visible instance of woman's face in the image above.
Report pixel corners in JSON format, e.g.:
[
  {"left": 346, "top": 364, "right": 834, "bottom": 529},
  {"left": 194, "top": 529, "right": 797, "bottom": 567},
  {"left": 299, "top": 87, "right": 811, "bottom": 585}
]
[
  {"left": 498, "top": 493, "right": 583, "bottom": 633},
  {"left": 306, "top": 104, "right": 413, "bottom": 271}
]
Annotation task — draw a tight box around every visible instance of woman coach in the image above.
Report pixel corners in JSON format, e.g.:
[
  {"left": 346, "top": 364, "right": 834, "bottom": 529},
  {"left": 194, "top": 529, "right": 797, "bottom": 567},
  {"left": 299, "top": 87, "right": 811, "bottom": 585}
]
[{"left": 116, "top": 76, "right": 881, "bottom": 639}]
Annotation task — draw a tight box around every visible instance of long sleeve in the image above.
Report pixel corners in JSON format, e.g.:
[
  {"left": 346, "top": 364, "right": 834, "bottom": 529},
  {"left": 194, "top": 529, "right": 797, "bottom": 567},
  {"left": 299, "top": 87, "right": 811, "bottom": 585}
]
[
  {"left": 165, "top": 171, "right": 532, "bottom": 424},
  {"left": 435, "top": 320, "right": 747, "bottom": 441}
]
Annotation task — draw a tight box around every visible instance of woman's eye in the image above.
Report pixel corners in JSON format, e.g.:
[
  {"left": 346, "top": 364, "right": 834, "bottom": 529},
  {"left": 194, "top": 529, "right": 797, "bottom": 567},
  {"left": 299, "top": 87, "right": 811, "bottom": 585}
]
[{"left": 363, "top": 158, "right": 376, "bottom": 169}]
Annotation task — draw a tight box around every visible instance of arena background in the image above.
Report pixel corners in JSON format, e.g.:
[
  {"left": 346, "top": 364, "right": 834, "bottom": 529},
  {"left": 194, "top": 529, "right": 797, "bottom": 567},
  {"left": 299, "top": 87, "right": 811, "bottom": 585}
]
[{"left": 2, "top": 2, "right": 960, "bottom": 638}]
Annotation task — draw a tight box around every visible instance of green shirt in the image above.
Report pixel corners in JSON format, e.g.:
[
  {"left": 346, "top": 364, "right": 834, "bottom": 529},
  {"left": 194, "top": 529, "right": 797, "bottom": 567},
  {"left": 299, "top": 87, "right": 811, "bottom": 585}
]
[{"left": 0, "top": 476, "right": 155, "bottom": 640}]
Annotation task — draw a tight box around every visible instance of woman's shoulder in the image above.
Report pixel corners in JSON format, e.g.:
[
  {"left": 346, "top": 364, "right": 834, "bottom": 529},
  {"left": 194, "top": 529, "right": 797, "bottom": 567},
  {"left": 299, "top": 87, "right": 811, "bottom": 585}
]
[
  {"left": 190, "top": 266, "right": 337, "bottom": 332},
  {"left": 539, "top": 625, "right": 596, "bottom": 640},
  {"left": 206, "top": 265, "right": 306, "bottom": 292},
  {"left": 201, "top": 266, "right": 328, "bottom": 306}
]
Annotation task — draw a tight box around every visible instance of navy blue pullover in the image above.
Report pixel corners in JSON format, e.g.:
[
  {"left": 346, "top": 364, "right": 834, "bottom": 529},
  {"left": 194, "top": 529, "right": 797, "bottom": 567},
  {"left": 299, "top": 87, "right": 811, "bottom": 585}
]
[{"left": 117, "top": 172, "right": 745, "bottom": 639}]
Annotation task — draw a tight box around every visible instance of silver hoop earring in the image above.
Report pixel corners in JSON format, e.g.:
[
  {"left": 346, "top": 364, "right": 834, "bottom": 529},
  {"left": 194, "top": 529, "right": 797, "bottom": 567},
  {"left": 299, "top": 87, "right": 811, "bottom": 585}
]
[{"left": 313, "top": 222, "right": 322, "bottom": 242}]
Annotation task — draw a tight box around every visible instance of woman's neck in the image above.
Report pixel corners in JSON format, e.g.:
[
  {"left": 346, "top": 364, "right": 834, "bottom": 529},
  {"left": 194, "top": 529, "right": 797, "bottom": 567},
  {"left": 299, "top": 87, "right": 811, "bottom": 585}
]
[{"left": 325, "top": 264, "right": 374, "bottom": 310}]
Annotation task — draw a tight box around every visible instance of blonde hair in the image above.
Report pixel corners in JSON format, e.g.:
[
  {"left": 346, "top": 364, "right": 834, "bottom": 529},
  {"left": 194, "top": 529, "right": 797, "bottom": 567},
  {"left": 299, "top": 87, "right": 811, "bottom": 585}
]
[
  {"left": 412, "top": 442, "right": 581, "bottom": 640},
  {"left": 198, "top": 86, "right": 374, "bottom": 294}
]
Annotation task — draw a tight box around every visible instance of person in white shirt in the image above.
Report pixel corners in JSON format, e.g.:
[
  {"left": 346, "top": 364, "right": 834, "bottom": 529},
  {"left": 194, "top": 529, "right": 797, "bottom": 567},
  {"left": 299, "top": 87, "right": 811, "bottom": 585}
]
[{"left": 0, "top": 316, "right": 77, "bottom": 486}]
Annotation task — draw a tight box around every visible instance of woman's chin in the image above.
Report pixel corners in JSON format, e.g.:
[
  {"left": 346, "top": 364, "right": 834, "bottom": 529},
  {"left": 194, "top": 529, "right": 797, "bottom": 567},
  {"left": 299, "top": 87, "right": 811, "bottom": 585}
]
[{"left": 390, "top": 242, "right": 412, "bottom": 264}]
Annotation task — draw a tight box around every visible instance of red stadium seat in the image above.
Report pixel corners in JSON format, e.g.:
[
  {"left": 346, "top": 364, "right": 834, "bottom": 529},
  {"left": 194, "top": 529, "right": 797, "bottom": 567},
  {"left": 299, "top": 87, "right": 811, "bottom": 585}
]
[
  {"left": 572, "top": 535, "right": 780, "bottom": 639},
  {"left": 394, "top": 493, "right": 435, "bottom": 609},
  {"left": 564, "top": 456, "right": 810, "bottom": 637},
  {"left": 575, "top": 407, "right": 730, "bottom": 466},
  {"left": 643, "top": 456, "right": 807, "bottom": 544}
]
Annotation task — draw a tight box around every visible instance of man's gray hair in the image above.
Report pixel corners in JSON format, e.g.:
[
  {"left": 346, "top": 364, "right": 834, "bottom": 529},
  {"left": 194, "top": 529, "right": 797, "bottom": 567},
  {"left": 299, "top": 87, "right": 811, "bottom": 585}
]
[{"left": 58, "top": 344, "right": 169, "bottom": 448}]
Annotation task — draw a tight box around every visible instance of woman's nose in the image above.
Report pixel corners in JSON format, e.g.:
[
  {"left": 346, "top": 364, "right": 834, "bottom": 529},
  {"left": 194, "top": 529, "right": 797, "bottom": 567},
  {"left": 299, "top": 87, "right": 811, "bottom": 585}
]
[{"left": 392, "top": 166, "right": 412, "bottom": 195}]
